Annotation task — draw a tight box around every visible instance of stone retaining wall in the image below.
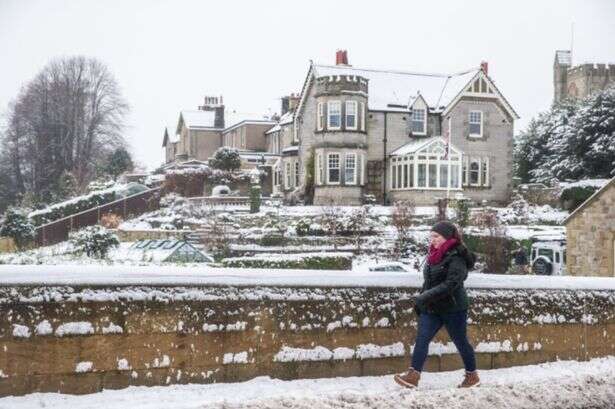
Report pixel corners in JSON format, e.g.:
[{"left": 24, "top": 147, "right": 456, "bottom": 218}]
[{"left": 0, "top": 283, "right": 614, "bottom": 396}]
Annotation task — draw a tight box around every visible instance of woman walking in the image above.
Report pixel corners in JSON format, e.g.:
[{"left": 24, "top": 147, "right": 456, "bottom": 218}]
[{"left": 394, "top": 221, "right": 480, "bottom": 389}]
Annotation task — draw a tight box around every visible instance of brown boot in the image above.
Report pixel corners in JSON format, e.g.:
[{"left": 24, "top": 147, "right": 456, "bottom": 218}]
[
  {"left": 458, "top": 370, "right": 480, "bottom": 388},
  {"left": 394, "top": 368, "right": 420, "bottom": 389}
]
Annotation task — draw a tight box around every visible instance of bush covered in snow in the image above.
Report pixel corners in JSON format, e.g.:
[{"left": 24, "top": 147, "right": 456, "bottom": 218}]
[
  {"left": 70, "top": 226, "right": 119, "bottom": 259},
  {"left": 221, "top": 252, "right": 353, "bottom": 270},
  {"left": 28, "top": 187, "right": 118, "bottom": 226},
  {"left": 0, "top": 208, "right": 36, "bottom": 249},
  {"left": 209, "top": 147, "right": 241, "bottom": 171},
  {"left": 559, "top": 185, "right": 597, "bottom": 211}
]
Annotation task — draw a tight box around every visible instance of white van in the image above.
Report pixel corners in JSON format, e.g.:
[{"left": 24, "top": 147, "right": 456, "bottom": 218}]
[{"left": 530, "top": 240, "right": 567, "bottom": 276}]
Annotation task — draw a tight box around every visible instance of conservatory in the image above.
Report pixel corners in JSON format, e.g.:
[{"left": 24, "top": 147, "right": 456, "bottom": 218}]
[{"left": 389, "top": 137, "right": 462, "bottom": 191}]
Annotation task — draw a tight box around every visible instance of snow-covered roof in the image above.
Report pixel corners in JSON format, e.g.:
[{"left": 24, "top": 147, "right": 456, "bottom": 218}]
[
  {"left": 126, "top": 240, "right": 212, "bottom": 263},
  {"left": 564, "top": 176, "right": 615, "bottom": 224},
  {"left": 312, "top": 64, "right": 480, "bottom": 112},
  {"left": 222, "top": 119, "right": 276, "bottom": 134},
  {"left": 282, "top": 146, "right": 299, "bottom": 154},
  {"left": 556, "top": 50, "right": 572, "bottom": 65},
  {"left": 266, "top": 111, "right": 294, "bottom": 135},
  {"left": 390, "top": 136, "right": 459, "bottom": 156}
]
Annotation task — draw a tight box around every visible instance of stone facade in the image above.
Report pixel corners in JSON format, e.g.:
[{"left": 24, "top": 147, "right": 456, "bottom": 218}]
[
  {"left": 276, "top": 51, "right": 518, "bottom": 205},
  {"left": 565, "top": 178, "right": 615, "bottom": 277},
  {"left": 0, "top": 281, "right": 613, "bottom": 396},
  {"left": 553, "top": 50, "right": 615, "bottom": 103}
]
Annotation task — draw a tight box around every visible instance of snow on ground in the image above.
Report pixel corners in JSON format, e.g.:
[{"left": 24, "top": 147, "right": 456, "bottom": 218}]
[
  {"left": 0, "top": 264, "right": 614, "bottom": 290},
  {"left": 1, "top": 357, "right": 613, "bottom": 409},
  {"left": 559, "top": 178, "right": 610, "bottom": 189}
]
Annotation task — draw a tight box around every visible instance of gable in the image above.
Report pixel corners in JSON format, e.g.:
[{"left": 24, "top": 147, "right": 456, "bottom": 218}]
[
  {"left": 442, "top": 70, "right": 519, "bottom": 120},
  {"left": 565, "top": 177, "right": 615, "bottom": 224}
]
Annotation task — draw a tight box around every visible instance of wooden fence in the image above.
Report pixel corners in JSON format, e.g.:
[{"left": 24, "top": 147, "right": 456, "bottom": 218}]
[{"left": 35, "top": 188, "right": 162, "bottom": 247}]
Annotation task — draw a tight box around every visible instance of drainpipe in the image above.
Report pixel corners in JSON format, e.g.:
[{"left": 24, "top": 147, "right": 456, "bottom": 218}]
[{"left": 382, "top": 112, "right": 388, "bottom": 205}]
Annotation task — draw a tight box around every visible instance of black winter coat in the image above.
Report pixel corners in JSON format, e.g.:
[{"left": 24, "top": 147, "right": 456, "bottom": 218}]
[{"left": 415, "top": 244, "right": 475, "bottom": 315}]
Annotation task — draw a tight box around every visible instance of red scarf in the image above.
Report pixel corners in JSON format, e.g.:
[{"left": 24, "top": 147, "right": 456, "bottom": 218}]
[{"left": 427, "top": 238, "right": 459, "bottom": 265}]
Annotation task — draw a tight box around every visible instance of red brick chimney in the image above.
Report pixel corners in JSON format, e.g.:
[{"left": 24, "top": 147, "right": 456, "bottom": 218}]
[
  {"left": 480, "top": 61, "right": 489, "bottom": 75},
  {"left": 336, "top": 50, "right": 348, "bottom": 66}
]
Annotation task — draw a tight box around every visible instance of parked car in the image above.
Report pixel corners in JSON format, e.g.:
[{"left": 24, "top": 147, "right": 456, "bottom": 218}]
[
  {"left": 530, "top": 238, "right": 566, "bottom": 276},
  {"left": 366, "top": 262, "right": 412, "bottom": 273}
]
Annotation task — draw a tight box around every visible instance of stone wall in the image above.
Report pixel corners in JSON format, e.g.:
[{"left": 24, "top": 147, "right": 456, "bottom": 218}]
[
  {"left": 0, "top": 281, "right": 613, "bottom": 396},
  {"left": 566, "top": 183, "right": 615, "bottom": 277}
]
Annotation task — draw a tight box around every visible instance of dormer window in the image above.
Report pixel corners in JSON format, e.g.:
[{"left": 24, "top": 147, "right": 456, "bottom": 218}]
[
  {"left": 469, "top": 111, "right": 483, "bottom": 137},
  {"left": 327, "top": 101, "right": 341, "bottom": 130},
  {"left": 345, "top": 101, "right": 357, "bottom": 130},
  {"left": 411, "top": 108, "right": 426, "bottom": 135}
]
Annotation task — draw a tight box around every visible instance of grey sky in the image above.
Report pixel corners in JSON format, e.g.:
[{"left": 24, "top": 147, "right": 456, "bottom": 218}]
[{"left": 1, "top": 0, "right": 614, "bottom": 170}]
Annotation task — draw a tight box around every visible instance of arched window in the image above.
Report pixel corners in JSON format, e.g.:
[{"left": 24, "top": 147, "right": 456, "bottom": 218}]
[{"left": 469, "top": 161, "right": 480, "bottom": 185}]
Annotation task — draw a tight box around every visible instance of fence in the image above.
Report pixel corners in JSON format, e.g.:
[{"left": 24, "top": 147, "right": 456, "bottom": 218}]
[{"left": 35, "top": 188, "right": 162, "bottom": 247}]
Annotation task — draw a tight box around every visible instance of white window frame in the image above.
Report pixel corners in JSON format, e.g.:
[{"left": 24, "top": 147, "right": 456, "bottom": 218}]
[
  {"left": 317, "top": 102, "right": 324, "bottom": 131},
  {"left": 345, "top": 101, "right": 357, "bottom": 130},
  {"left": 345, "top": 153, "right": 357, "bottom": 185},
  {"left": 360, "top": 102, "right": 366, "bottom": 131},
  {"left": 285, "top": 161, "right": 292, "bottom": 189},
  {"left": 359, "top": 153, "right": 365, "bottom": 185},
  {"left": 327, "top": 101, "right": 341, "bottom": 130},
  {"left": 327, "top": 153, "right": 341, "bottom": 184},
  {"left": 469, "top": 111, "right": 483, "bottom": 138},
  {"left": 411, "top": 108, "right": 427, "bottom": 135}
]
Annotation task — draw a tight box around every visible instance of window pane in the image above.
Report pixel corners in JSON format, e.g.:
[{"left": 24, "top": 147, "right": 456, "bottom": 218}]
[
  {"left": 412, "top": 108, "right": 426, "bottom": 133},
  {"left": 345, "top": 101, "right": 357, "bottom": 129},
  {"left": 403, "top": 164, "right": 409, "bottom": 188},
  {"left": 439, "top": 164, "right": 448, "bottom": 188},
  {"left": 470, "top": 162, "right": 479, "bottom": 185},
  {"left": 428, "top": 164, "right": 437, "bottom": 187},
  {"left": 397, "top": 165, "right": 402, "bottom": 189},
  {"left": 345, "top": 154, "right": 356, "bottom": 184},
  {"left": 328, "top": 102, "right": 341, "bottom": 128},
  {"left": 418, "top": 164, "right": 426, "bottom": 187},
  {"left": 409, "top": 163, "right": 414, "bottom": 187},
  {"left": 328, "top": 154, "right": 340, "bottom": 183},
  {"left": 481, "top": 161, "right": 488, "bottom": 186},
  {"left": 392, "top": 164, "right": 397, "bottom": 189},
  {"left": 470, "top": 123, "right": 481, "bottom": 135},
  {"left": 451, "top": 164, "right": 460, "bottom": 188}
]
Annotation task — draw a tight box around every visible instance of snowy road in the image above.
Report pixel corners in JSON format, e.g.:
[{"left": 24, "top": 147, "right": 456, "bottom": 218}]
[{"left": 1, "top": 357, "right": 614, "bottom": 409}]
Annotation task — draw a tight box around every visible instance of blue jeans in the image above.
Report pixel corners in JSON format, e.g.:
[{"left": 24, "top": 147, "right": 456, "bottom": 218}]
[{"left": 410, "top": 310, "right": 476, "bottom": 372}]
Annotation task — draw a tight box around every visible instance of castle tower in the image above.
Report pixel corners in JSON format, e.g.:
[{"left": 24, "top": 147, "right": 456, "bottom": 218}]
[{"left": 554, "top": 50, "right": 571, "bottom": 103}]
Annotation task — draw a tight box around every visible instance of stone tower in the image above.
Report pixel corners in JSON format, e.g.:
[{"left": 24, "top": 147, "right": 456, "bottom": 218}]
[{"left": 553, "top": 50, "right": 571, "bottom": 103}]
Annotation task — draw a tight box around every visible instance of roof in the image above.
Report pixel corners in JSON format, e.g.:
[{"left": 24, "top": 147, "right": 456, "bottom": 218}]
[
  {"left": 556, "top": 50, "right": 572, "bottom": 66},
  {"left": 127, "top": 239, "right": 212, "bottom": 263},
  {"left": 266, "top": 111, "right": 294, "bottom": 135},
  {"left": 564, "top": 176, "right": 615, "bottom": 224},
  {"left": 312, "top": 64, "right": 480, "bottom": 112},
  {"left": 390, "top": 136, "right": 460, "bottom": 156},
  {"left": 179, "top": 110, "right": 219, "bottom": 130},
  {"left": 222, "top": 119, "right": 276, "bottom": 135}
]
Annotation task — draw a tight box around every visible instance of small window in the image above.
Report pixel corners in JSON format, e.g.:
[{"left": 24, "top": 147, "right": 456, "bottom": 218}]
[
  {"left": 470, "top": 161, "right": 480, "bottom": 185},
  {"left": 294, "top": 161, "right": 300, "bottom": 187},
  {"left": 317, "top": 103, "right": 324, "bottom": 130},
  {"left": 328, "top": 101, "right": 341, "bottom": 130},
  {"left": 345, "top": 101, "right": 357, "bottom": 130},
  {"left": 469, "top": 111, "right": 482, "bottom": 137},
  {"left": 411, "top": 108, "right": 426, "bottom": 134},
  {"left": 345, "top": 153, "right": 356, "bottom": 184},
  {"left": 328, "top": 153, "right": 340, "bottom": 184},
  {"left": 538, "top": 249, "right": 554, "bottom": 262}
]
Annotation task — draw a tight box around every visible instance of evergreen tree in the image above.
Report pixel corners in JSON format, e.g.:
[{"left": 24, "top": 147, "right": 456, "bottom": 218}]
[
  {"left": 103, "top": 147, "right": 134, "bottom": 179},
  {"left": 209, "top": 147, "right": 241, "bottom": 171}
]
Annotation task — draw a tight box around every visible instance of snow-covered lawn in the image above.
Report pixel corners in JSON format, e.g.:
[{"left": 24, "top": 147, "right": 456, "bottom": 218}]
[{"left": 1, "top": 357, "right": 613, "bottom": 409}]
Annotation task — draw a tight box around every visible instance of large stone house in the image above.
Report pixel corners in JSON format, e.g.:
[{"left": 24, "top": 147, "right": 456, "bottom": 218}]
[
  {"left": 162, "top": 96, "right": 276, "bottom": 168},
  {"left": 269, "top": 50, "right": 519, "bottom": 205},
  {"left": 565, "top": 177, "right": 615, "bottom": 277},
  {"left": 554, "top": 50, "right": 615, "bottom": 103}
]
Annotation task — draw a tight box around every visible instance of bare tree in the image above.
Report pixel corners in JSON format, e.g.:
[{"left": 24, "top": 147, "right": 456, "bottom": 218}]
[
  {"left": 473, "top": 209, "right": 508, "bottom": 274},
  {"left": 391, "top": 200, "right": 415, "bottom": 258},
  {"left": 320, "top": 201, "right": 343, "bottom": 251},
  {"left": 1, "top": 56, "right": 129, "bottom": 205}
]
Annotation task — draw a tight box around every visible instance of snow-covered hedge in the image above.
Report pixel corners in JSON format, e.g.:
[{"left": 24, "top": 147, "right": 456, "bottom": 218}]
[
  {"left": 164, "top": 165, "right": 263, "bottom": 197},
  {"left": 221, "top": 252, "right": 353, "bottom": 270},
  {"left": 28, "top": 186, "right": 119, "bottom": 226},
  {"left": 70, "top": 226, "right": 119, "bottom": 259}
]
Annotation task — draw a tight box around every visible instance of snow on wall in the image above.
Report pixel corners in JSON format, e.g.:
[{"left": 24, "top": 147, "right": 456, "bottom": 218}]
[{"left": 273, "top": 343, "right": 404, "bottom": 363}]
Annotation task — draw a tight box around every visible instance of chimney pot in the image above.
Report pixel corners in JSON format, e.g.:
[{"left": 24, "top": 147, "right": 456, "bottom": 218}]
[
  {"left": 480, "top": 61, "right": 489, "bottom": 75},
  {"left": 336, "top": 50, "right": 349, "bottom": 66}
]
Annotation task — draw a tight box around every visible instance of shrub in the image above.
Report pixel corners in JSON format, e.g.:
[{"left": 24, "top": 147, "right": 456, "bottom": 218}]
[
  {"left": 391, "top": 200, "right": 415, "bottom": 258},
  {"left": 28, "top": 188, "right": 117, "bottom": 226},
  {"left": 0, "top": 208, "right": 36, "bottom": 250},
  {"left": 70, "top": 226, "right": 119, "bottom": 259},
  {"left": 209, "top": 147, "right": 241, "bottom": 171},
  {"left": 221, "top": 253, "right": 352, "bottom": 270},
  {"left": 294, "top": 218, "right": 312, "bottom": 236},
  {"left": 259, "top": 233, "right": 286, "bottom": 247},
  {"left": 250, "top": 185, "right": 261, "bottom": 214},
  {"left": 472, "top": 210, "right": 509, "bottom": 274},
  {"left": 454, "top": 199, "right": 471, "bottom": 228},
  {"left": 560, "top": 186, "right": 597, "bottom": 211}
]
